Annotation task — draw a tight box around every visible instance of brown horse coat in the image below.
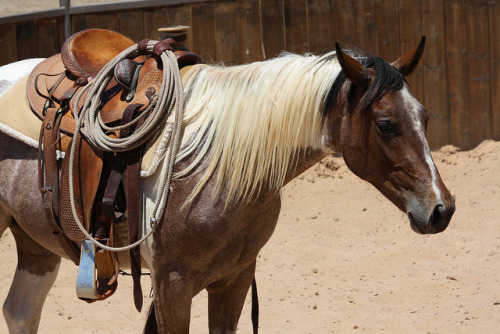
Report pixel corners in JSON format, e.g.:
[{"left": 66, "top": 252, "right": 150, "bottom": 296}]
[{"left": 0, "top": 39, "right": 454, "bottom": 333}]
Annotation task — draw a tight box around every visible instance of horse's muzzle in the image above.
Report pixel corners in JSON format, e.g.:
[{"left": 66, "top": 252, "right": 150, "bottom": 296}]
[{"left": 408, "top": 200, "right": 456, "bottom": 234}]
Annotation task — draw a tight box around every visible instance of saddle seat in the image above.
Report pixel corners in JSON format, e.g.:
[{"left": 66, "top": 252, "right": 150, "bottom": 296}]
[{"left": 62, "top": 28, "right": 137, "bottom": 79}]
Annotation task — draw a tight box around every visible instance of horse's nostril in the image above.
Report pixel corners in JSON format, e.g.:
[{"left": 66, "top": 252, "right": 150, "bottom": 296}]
[
  {"left": 429, "top": 202, "right": 455, "bottom": 232},
  {"left": 431, "top": 204, "right": 444, "bottom": 223}
]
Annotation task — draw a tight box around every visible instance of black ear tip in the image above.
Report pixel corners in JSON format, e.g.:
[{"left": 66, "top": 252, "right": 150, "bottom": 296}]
[
  {"left": 335, "top": 42, "right": 344, "bottom": 61},
  {"left": 416, "top": 36, "right": 426, "bottom": 56}
]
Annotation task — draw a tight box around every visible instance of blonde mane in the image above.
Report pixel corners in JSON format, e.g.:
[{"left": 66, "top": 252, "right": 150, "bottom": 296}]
[{"left": 176, "top": 52, "right": 342, "bottom": 206}]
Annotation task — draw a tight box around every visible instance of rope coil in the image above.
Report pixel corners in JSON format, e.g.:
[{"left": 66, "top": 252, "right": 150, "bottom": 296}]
[{"left": 68, "top": 40, "right": 185, "bottom": 252}]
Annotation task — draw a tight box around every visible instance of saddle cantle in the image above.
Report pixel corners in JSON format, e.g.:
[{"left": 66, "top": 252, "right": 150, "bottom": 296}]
[{"left": 27, "top": 27, "right": 202, "bottom": 308}]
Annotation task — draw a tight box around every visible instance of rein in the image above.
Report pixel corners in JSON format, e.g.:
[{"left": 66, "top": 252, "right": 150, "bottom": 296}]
[{"left": 68, "top": 40, "right": 185, "bottom": 252}]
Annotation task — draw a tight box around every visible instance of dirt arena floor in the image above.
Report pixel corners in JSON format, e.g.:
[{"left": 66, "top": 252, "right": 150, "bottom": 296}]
[{"left": 1, "top": 139, "right": 499, "bottom": 333}]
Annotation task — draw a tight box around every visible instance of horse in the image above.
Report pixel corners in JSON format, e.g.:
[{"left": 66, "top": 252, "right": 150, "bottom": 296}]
[{"left": 0, "top": 37, "right": 455, "bottom": 333}]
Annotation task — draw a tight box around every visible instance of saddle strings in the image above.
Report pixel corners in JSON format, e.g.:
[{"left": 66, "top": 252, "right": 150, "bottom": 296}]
[{"left": 68, "top": 40, "right": 185, "bottom": 252}]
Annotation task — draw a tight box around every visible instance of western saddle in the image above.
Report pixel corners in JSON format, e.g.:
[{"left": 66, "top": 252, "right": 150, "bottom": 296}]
[{"left": 27, "top": 26, "right": 202, "bottom": 311}]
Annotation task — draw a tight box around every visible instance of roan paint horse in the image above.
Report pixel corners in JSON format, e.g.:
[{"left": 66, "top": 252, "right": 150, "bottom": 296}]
[{"left": 0, "top": 37, "right": 454, "bottom": 333}]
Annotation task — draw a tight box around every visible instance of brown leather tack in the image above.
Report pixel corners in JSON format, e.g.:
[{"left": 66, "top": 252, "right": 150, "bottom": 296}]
[
  {"left": 137, "top": 39, "right": 150, "bottom": 55},
  {"left": 127, "top": 116, "right": 146, "bottom": 313},
  {"left": 27, "top": 27, "right": 205, "bottom": 306},
  {"left": 153, "top": 39, "right": 174, "bottom": 57},
  {"left": 39, "top": 106, "right": 81, "bottom": 264}
]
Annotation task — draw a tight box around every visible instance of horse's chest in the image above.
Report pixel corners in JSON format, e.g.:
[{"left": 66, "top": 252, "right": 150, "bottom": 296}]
[{"left": 153, "top": 195, "right": 281, "bottom": 284}]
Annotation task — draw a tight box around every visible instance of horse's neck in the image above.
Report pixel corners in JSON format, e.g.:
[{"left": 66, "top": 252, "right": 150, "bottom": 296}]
[{"left": 283, "top": 148, "right": 330, "bottom": 187}]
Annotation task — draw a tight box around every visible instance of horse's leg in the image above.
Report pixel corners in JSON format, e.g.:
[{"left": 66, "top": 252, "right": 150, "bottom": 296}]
[
  {"left": 0, "top": 206, "right": 11, "bottom": 236},
  {"left": 152, "top": 272, "right": 194, "bottom": 334},
  {"left": 207, "top": 261, "right": 256, "bottom": 334},
  {"left": 143, "top": 303, "right": 158, "bottom": 334},
  {"left": 2, "top": 221, "right": 61, "bottom": 334}
]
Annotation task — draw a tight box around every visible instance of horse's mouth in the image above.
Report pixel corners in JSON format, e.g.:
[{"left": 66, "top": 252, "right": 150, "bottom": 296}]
[{"left": 408, "top": 212, "right": 436, "bottom": 235}]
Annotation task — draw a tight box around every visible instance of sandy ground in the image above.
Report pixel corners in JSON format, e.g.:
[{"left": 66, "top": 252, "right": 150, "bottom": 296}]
[{"left": 1, "top": 139, "right": 499, "bottom": 333}]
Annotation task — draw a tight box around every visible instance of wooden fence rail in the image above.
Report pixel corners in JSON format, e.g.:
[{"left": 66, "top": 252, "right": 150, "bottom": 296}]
[{"left": 0, "top": 0, "right": 498, "bottom": 150}]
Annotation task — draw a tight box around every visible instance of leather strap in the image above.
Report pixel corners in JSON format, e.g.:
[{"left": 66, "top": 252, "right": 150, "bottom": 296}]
[
  {"left": 102, "top": 103, "right": 143, "bottom": 221},
  {"left": 127, "top": 136, "right": 144, "bottom": 312},
  {"left": 153, "top": 39, "right": 174, "bottom": 69},
  {"left": 59, "top": 77, "right": 88, "bottom": 102},
  {"left": 42, "top": 107, "right": 61, "bottom": 218},
  {"left": 100, "top": 103, "right": 144, "bottom": 311},
  {"left": 34, "top": 72, "right": 64, "bottom": 101},
  {"left": 127, "top": 115, "right": 146, "bottom": 312},
  {"left": 153, "top": 39, "right": 174, "bottom": 57},
  {"left": 92, "top": 149, "right": 113, "bottom": 240},
  {"left": 48, "top": 72, "right": 67, "bottom": 100},
  {"left": 94, "top": 232, "right": 120, "bottom": 300},
  {"left": 252, "top": 277, "right": 259, "bottom": 334},
  {"left": 39, "top": 106, "right": 80, "bottom": 264},
  {"left": 137, "top": 39, "right": 150, "bottom": 55},
  {"left": 102, "top": 151, "right": 128, "bottom": 222}
]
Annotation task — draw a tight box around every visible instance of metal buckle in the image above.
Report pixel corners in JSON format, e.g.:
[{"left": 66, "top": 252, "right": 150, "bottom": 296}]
[
  {"left": 57, "top": 102, "right": 69, "bottom": 115},
  {"left": 41, "top": 186, "right": 52, "bottom": 193},
  {"left": 42, "top": 100, "right": 51, "bottom": 117}
]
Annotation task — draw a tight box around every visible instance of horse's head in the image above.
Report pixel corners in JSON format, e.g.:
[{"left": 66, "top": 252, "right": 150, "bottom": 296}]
[{"left": 326, "top": 37, "right": 455, "bottom": 234}]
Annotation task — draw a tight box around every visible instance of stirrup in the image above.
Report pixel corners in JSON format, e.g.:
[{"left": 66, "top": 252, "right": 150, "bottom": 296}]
[
  {"left": 76, "top": 240, "right": 119, "bottom": 301},
  {"left": 76, "top": 240, "right": 99, "bottom": 300}
]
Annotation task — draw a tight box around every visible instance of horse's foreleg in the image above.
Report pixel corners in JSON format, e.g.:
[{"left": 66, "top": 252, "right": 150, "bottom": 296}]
[
  {"left": 207, "top": 261, "right": 256, "bottom": 334},
  {"left": 0, "top": 208, "right": 11, "bottom": 236},
  {"left": 2, "top": 222, "right": 61, "bottom": 334},
  {"left": 152, "top": 271, "right": 194, "bottom": 334}
]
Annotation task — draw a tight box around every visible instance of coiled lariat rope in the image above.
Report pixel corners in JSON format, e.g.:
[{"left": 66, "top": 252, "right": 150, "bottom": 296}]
[{"left": 68, "top": 40, "right": 185, "bottom": 252}]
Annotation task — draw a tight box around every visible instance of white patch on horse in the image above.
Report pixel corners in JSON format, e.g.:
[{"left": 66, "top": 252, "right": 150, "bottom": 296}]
[
  {"left": 400, "top": 87, "right": 442, "bottom": 203},
  {"left": 3, "top": 264, "right": 60, "bottom": 333},
  {"left": 140, "top": 170, "right": 161, "bottom": 270},
  {"left": 0, "top": 59, "right": 44, "bottom": 99}
]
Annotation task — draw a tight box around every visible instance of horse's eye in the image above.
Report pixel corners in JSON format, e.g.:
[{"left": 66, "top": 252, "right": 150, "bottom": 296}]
[{"left": 376, "top": 121, "right": 393, "bottom": 134}]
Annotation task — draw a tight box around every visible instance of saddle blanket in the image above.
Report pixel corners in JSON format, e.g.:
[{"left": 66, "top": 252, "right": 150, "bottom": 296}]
[{"left": 0, "top": 60, "right": 206, "bottom": 177}]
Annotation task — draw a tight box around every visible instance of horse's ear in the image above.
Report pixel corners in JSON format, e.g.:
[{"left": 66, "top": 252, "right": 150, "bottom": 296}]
[
  {"left": 335, "top": 42, "right": 371, "bottom": 90},
  {"left": 392, "top": 36, "right": 426, "bottom": 77}
]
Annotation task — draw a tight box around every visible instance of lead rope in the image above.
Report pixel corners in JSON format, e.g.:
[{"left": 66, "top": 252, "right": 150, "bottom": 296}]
[
  {"left": 68, "top": 40, "right": 185, "bottom": 252},
  {"left": 252, "top": 277, "right": 259, "bottom": 334}
]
